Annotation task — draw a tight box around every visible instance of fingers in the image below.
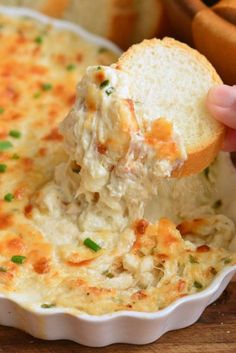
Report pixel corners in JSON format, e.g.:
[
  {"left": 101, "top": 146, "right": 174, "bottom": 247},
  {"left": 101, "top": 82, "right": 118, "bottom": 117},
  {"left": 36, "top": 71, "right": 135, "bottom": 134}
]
[
  {"left": 222, "top": 128, "right": 236, "bottom": 152},
  {"left": 206, "top": 85, "right": 236, "bottom": 129}
]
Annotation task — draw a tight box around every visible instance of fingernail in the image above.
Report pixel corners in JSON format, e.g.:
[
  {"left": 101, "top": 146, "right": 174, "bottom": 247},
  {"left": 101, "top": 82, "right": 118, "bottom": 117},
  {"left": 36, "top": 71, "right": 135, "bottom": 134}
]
[{"left": 207, "top": 85, "right": 236, "bottom": 108}]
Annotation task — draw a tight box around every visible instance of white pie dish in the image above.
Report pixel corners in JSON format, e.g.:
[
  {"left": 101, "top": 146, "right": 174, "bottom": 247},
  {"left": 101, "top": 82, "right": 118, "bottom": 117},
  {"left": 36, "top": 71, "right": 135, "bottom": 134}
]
[
  {"left": 0, "top": 266, "right": 235, "bottom": 347},
  {"left": 0, "top": 5, "right": 235, "bottom": 348}
]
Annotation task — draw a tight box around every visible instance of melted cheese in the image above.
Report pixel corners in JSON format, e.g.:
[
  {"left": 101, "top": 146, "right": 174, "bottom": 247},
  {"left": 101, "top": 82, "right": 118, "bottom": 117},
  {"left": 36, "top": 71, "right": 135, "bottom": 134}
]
[
  {"left": 0, "top": 13, "right": 235, "bottom": 316},
  {"left": 56, "top": 66, "right": 187, "bottom": 231}
]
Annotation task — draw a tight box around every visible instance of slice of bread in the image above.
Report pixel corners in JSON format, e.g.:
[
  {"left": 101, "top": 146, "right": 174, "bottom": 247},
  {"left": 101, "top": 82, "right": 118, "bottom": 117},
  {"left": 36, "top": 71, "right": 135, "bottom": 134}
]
[
  {"left": 115, "top": 37, "right": 225, "bottom": 177},
  {"left": 213, "top": 0, "right": 236, "bottom": 26}
]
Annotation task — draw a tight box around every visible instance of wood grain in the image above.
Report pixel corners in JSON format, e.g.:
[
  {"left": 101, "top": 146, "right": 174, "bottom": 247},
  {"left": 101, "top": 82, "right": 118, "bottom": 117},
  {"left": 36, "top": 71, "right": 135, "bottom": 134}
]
[{"left": 0, "top": 282, "right": 235, "bottom": 353}]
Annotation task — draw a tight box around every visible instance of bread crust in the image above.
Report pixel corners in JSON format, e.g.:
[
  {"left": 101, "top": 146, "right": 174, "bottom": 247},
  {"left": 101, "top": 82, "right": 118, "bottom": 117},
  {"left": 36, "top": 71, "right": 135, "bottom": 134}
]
[
  {"left": 213, "top": 0, "right": 236, "bottom": 26},
  {"left": 192, "top": 8, "right": 236, "bottom": 85},
  {"left": 116, "top": 37, "right": 225, "bottom": 177},
  {"left": 172, "top": 130, "right": 225, "bottom": 177}
]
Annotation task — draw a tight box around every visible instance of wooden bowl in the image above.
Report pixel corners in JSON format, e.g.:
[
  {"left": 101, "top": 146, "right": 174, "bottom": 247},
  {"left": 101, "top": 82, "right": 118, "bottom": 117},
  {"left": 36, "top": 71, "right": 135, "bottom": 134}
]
[{"left": 163, "top": 0, "right": 236, "bottom": 84}]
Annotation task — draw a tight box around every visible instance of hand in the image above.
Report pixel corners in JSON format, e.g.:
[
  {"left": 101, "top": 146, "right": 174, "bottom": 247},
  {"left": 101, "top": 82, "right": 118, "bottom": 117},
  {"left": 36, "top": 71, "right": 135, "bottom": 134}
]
[{"left": 206, "top": 85, "right": 236, "bottom": 152}]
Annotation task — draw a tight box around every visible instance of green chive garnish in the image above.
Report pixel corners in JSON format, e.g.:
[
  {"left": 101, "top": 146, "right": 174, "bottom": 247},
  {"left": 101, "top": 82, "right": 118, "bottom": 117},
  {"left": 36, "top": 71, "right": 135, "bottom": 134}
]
[
  {"left": 222, "top": 257, "right": 232, "bottom": 264},
  {"left": 194, "top": 281, "right": 203, "bottom": 289},
  {"left": 12, "top": 153, "right": 20, "bottom": 160},
  {"left": 100, "top": 80, "right": 109, "bottom": 89},
  {"left": 0, "top": 164, "right": 7, "bottom": 173},
  {"left": 105, "top": 87, "right": 114, "bottom": 96},
  {"left": 0, "top": 107, "right": 4, "bottom": 114},
  {"left": 189, "top": 255, "right": 198, "bottom": 264},
  {"left": 4, "top": 193, "right": 14, "bottom": 202},
  {"left": 96, "top": 66, "right": 102, "bottom": 71},
  {"left": 98, "top": 47, "right": 108, "bottom": 53},
  {"left": 103, "top": 271, "right": 114, "bottom": 278},
  {"left": 41, "top": 303, "right": 56, "bottom": 309},
  {"left": 83, "top": 238, "right": 101, "bottom": 252},
  {"left": 0, "top": 141, "right": 13, "bottom": 151},
  {"left": 11, "top": 255, "right": 26, "bottom": 265},
  {"left": 33, "top": 92, "right": 41, "bottom": 99},
  {"left": 9, "top": 130, "right": 21, "bottom": 139},
  {"left": 66, "top": 64, "right": 76, "bottom": 71},
  {"left": 0, "top": 266, "right": 7, "bottom": 272},
  {"left": 35, "top": 36, "right": 43, "bottom": 44},
  {"left": 41, "top": 83, "right": 52, "bottom": 91}
]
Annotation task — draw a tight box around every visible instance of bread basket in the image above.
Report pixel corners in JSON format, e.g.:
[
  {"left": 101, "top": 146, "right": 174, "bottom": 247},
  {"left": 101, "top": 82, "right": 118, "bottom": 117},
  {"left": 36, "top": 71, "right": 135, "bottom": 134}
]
[{"left": 164, "top": 0, "right": 236, "bottom": 84}]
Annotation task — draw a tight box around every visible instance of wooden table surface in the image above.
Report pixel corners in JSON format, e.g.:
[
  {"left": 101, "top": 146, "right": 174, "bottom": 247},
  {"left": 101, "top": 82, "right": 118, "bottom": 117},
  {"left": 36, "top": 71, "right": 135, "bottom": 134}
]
[{"left": 0, "top": 282, "right": 235, "bottom": 353}]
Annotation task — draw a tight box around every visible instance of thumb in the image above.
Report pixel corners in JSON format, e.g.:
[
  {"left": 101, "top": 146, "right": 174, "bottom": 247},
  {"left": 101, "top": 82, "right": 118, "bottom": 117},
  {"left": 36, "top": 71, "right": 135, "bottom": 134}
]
[{"left": 206, "top": 85, "right": 236, "bottom": 129}]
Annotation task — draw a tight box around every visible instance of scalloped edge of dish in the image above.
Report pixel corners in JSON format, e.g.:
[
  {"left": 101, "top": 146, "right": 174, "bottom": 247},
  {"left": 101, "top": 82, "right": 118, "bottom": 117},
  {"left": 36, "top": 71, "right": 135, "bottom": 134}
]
[
  {"left": 0, "top": 5, "right": 235, "bottom": 347},
  {"left": 0, "top": 266, "right": 235, "bottom": 347}
]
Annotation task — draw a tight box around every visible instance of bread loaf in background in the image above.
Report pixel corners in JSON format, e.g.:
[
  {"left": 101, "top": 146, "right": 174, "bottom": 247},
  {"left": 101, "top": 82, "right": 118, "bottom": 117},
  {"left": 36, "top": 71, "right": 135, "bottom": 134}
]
[
  {"left": 213, "top": 0, "right": 236, "bottom": 26},
  {"left": 163, "top": 0, "right": 236, "bottom": 85},
  {"left": 0, "top": 0, "right": 165, "bottom": 49}
]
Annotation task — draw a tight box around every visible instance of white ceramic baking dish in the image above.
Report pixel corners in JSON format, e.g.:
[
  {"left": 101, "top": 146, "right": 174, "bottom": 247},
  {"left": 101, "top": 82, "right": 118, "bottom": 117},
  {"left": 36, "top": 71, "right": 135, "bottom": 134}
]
[
  {"left": 0, "top": 266, "right": 235, "bottom": 347},
  {"left": 0, "top": 5, "right": 235, "bottom": 347}
]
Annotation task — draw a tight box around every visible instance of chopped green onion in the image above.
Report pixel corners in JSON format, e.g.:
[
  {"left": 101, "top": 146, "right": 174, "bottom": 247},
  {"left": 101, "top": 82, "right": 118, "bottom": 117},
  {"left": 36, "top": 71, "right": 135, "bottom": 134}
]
[
  {"left": 0, "top": 266, "right": 7, "bottom": 272},
  {"left": 105, "top": 86, "right": 114, "bottom": 96},
  {"left": 103, "top": 271, "right": 114, "bottom": 278},
  {"left": 213, "top": 199, "right": 222, "bottom": 209},
  {"left": 11, "top": 255, "right": 26, "bottom": 265},
  {"left": 204, "top": 167, "right": 209, "bottom": 179},
  {"left": 0, "top": 164, "right": 7, "bottom": 173},
  {"left": 222, "top": 257, "right": 232, "bottom": 264},
  {"left": 12, "top": 153, "right": 20, "bottom": 160},
  {"left": 100, "top": 80, "right": 109, "bottom": 89},
  {"left": 66, "top": 63, "right": 76, "bottom": 71},
  {"left": 0, "top": 141, "right": 13, "bottom": 151},
  {"left": 194, "top": 281, "right": 203, "bottom": 289},
  {"left": 189, "top": 255, "right": 198, "bottom": 264},
  {"left": 33, "top": 91, "right": 41, "bottom": 99},
  {"left": 0, "top": 107, "right": 5, "bottom": 114},
  {"left": 41, "top": 83, "right": 52, "bottom": 91},
  {"left": 4, "top": 193, "right": 14, "bottom": 202},
  {"left": 34, "top": 36, "right": 43, "bottom": 44},
  {"left": 41, "top": 303, "right": 56, "bottom": 309},
  {"left": 83, "top": 237, "right": 101, "bottom": 252},
  {"left": 98, "top": 47, "right": 108, "bottom": 53},
  {"left": 9, "top": 130, "right": 21, "bottom": 139},
  {"left": 96, "top": 66, "right": 102, "bottom": 71}
]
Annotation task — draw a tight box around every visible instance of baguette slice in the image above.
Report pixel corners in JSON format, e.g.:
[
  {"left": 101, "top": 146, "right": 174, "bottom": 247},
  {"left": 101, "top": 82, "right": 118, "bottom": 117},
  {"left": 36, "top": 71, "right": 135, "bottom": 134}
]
[
  {"left": 115, "top": 37, "right": 225, "bottom": 177},
  {"left": 213, "top": 0, "right": 236, "bottom": 26}
]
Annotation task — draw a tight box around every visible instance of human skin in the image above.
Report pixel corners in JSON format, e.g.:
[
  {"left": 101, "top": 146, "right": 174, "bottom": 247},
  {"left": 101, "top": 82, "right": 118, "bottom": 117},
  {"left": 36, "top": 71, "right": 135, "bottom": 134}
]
[{"left": 207, "top": 85, "right": 236, "bottom": 152}]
